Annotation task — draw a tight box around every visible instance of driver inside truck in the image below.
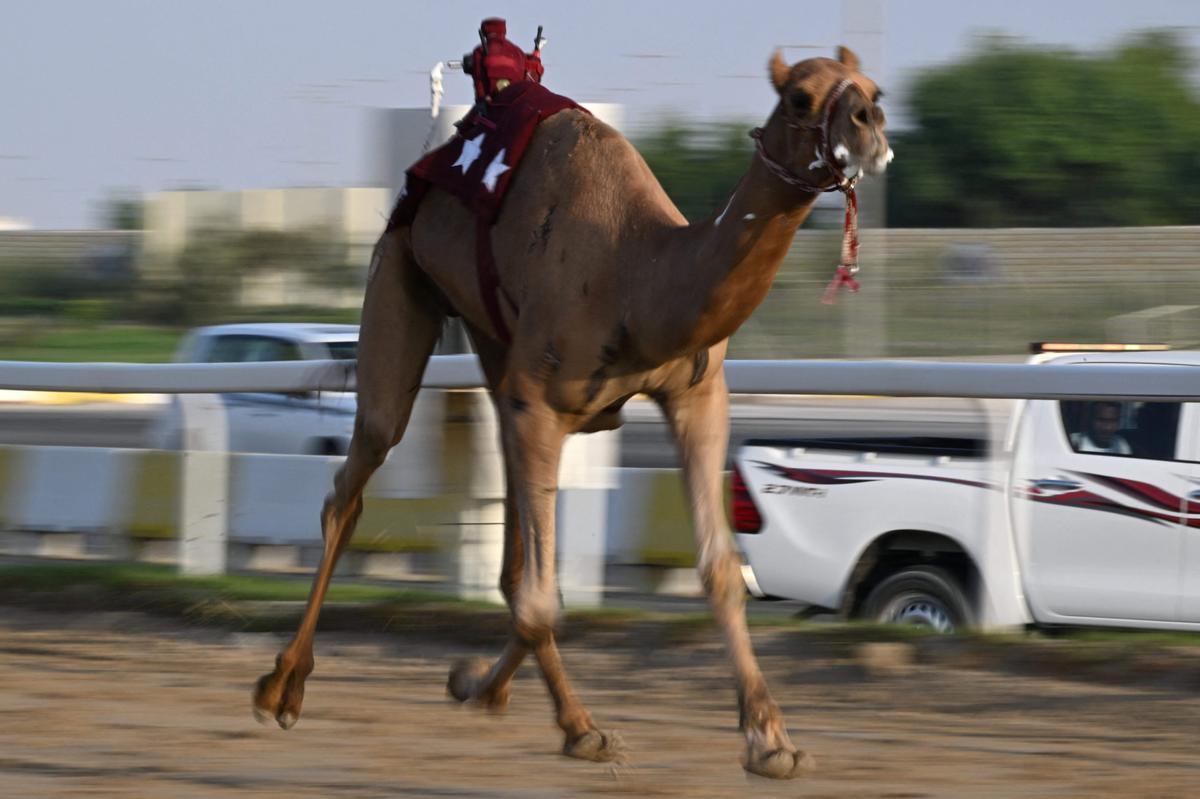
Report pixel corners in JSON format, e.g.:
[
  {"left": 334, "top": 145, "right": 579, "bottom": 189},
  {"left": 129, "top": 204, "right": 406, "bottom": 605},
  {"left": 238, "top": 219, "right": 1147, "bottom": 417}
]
[{"left": 1070, "top": 401, "right": 1133, "bottom": 455}]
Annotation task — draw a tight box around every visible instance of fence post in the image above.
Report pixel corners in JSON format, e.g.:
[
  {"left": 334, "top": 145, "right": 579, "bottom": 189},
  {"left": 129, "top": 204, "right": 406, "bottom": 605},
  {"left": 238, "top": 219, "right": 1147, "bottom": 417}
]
[
  {"left": 440, "top": 390, "right": 505, "bottom": 603},
  {"left": 557, "top": 429, "right": 619, "bottom": 607},
  {"left": 177, "top": 394, "right": 229, "bottom": 575}
]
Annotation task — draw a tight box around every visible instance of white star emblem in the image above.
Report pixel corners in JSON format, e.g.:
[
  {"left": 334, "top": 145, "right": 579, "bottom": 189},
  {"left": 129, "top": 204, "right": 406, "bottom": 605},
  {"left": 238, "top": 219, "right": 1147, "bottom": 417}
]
[
  {"left": 452, "top": 133, "right": 485, "bottom": 173},
  {"left": 481, "top": 148, "right": 510, "bottom": 192}
]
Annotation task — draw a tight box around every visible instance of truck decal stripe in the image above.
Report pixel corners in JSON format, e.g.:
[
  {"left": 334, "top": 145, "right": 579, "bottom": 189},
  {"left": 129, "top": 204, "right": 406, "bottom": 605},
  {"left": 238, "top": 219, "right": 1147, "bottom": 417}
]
[
  {"left": 1070, "top": 472, "right": 1200, "bottom": 515},
  {"left": 750, "top": 461, "right": 994, "bottom": 490},
  {"left": 1029, "top": 488, "right": 1178, "bottom": 527}
]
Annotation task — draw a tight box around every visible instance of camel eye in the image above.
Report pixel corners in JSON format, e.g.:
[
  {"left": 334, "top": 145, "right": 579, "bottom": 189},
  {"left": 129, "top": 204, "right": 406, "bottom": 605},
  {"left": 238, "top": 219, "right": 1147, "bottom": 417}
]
[
  {"left": 790, "top": 90, "right": 812, "bottom": 116},
  {"left": 872, "top": 89, "right": 884, "bottom": 104}
]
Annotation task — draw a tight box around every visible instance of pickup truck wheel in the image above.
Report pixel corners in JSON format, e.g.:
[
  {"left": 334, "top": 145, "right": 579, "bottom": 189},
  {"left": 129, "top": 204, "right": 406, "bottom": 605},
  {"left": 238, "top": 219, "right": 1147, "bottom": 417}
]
[{"left": 861, "top": 566, "right": 972, "bottom": 633}]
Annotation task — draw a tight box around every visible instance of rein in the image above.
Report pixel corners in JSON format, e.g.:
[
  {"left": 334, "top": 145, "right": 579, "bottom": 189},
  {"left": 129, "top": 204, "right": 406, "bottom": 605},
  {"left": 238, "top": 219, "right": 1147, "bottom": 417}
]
[{"left": 748, "top": 78, "right": 863, "bottom": 304}]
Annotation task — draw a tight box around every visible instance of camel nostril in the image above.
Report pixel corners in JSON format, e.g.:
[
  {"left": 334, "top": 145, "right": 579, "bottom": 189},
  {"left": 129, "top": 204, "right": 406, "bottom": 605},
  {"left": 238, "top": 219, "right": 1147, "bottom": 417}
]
[{"left": 853, "top": 108, "right": 870, "bottom": 127}]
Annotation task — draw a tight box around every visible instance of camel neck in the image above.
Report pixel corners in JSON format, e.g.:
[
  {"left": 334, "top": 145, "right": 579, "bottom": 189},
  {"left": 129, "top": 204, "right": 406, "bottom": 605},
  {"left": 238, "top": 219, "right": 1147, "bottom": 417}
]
[{"left": 636, "top": 144, "right": 820, "bottom": 359}]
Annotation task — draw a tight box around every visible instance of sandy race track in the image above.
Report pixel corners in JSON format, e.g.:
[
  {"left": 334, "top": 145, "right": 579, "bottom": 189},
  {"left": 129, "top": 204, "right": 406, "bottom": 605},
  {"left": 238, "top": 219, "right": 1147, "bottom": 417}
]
[{"left": 2, "top": 609, "right": 1200, "bottom": 798}]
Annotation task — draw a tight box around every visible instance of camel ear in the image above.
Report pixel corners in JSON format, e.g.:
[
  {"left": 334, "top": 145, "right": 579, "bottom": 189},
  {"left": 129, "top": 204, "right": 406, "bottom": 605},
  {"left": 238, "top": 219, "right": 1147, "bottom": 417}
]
[
  {"left": 837, "top": 45, "right": 861, "bottom": 71},
  {"left": 769, "top": 49, "right": 791, "bottom": 94}
]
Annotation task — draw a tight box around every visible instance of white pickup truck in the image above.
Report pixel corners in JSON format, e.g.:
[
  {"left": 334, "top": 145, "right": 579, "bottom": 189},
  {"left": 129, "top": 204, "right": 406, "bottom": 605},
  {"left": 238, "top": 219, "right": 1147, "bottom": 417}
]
[{"left": 734, "top": 350, "right": 1200, "bottom": 632}]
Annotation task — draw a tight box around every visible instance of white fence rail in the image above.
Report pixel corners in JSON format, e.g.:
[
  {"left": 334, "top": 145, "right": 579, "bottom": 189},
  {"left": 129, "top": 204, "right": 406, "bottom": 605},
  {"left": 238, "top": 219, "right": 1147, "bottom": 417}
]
[
  {"left": 1, "top": 356, "right": 1197, "bottom": 400},
  {"left": 1, "top": 354, "right": 1197, "bottom": 604},
  {"left": 0, "top": 355, "right": 481, "bottom": 393}
]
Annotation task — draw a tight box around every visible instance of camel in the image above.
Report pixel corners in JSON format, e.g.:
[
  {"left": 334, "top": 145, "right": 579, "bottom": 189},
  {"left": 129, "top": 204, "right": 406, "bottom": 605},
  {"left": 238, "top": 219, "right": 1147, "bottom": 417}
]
[{"left": 253, "top": 46, "right": 891, "bottom": 779}]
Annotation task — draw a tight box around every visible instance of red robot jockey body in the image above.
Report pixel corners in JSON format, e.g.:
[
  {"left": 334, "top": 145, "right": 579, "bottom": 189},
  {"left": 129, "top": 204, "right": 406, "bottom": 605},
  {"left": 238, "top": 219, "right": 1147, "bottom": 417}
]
[{"left": 461, "top": 18, "right": 545, "bottom": 105}]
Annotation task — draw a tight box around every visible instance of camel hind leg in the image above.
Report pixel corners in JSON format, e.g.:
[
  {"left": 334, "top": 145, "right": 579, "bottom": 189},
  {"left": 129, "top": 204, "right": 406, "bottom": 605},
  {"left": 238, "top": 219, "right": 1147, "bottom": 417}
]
[{"left": 253, "top": 230, "right": 446, "bottom": 728}]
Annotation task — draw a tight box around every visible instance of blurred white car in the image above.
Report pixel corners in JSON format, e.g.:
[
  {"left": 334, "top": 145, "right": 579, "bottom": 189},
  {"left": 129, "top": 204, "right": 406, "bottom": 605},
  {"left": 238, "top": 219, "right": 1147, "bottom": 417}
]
[{"left": 150, "top": 323, "right": 358, "bottom": 454}]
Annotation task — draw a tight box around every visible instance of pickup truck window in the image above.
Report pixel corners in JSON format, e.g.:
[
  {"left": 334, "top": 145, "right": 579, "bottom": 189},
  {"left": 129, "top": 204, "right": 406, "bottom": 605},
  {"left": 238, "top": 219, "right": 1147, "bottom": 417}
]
[{"left": 1059, "top": 400, "right": 1179, "bottom": 461}]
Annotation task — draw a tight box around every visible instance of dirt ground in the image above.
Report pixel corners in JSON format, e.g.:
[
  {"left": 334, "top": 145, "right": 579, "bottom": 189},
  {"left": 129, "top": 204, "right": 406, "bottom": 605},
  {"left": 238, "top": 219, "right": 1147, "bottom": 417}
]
[{"left": 3, "top": 609, "right": 1200, "bottom": 798}]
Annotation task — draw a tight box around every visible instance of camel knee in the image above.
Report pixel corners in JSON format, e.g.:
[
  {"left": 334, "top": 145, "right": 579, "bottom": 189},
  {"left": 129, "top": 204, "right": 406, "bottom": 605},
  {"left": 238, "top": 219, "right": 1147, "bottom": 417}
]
[
  {"left": 350, "top": 415, "right": 395, "bottom": 467},
  {"left": 700, "top": 550, "right": 747, "bottom": 609},
  {"left": 512, "top": 584, "right": 560, "bottom": 645}
]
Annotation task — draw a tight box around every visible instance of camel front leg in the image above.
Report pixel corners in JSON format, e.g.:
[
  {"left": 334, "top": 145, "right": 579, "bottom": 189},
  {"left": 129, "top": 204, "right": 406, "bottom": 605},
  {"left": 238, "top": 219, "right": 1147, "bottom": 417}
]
[
  {"left": 660, "top": 369, "right": 814, "bottom": 779},
  {"left": 446, "top": 331, "right": 531, "bottom": 711},
  {"left": 447, "top": 460, "right": 621, "bottom": 762}
]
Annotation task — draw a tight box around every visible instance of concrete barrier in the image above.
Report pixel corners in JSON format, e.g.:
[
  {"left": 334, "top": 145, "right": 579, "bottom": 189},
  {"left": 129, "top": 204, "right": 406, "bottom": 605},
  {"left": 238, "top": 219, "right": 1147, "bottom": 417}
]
[
  {"left": 0, "top": 446, "right": 136, "bottom": 559},
  {"left": 8, "top": 445, "right": 134, "bottom": 537},
  {"left": 608, "top": 468, "right": 695, "bottom": 568},
  {"left": 0, "top": 441, "right": 708, "bottom": 598},
  {"left": 228, "top": 453, "right": 340, "bottom": 545}
]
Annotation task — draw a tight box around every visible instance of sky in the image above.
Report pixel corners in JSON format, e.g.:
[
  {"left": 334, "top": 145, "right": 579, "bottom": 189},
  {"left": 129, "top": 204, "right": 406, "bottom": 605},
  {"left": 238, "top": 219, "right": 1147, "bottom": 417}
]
[{"left": 2, "top": 0, "right": 1198, "bottom": 229}]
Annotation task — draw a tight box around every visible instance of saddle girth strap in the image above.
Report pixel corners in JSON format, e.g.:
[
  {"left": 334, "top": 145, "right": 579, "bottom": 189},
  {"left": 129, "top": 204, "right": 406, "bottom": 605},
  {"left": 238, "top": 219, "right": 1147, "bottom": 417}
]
[{"left": 475, "top": 218, "right": 515, "bottom": 343}]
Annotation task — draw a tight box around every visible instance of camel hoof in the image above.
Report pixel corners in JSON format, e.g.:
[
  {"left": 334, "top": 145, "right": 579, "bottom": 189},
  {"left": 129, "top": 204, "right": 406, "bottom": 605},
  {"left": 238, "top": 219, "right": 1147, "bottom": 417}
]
[
  {"left": 743, "top": 747, "right": 815, "bottom": 780},
  {"left": 447, "top": 657, "right": 510, "bottom": 712},
  {"left": 564, "top": 729, "right": 627, "bottom": 763},
  {"left": 252, "top": 660, "right": 309, "bottom": 731},
  {"left": 447, "top": 657, "right": 491, "bottom": 703}
]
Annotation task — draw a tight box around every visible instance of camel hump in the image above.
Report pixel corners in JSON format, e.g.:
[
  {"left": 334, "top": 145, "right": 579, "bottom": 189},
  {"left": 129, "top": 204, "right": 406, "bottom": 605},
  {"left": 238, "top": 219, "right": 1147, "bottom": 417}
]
[
  {"left": 531, "top": 109, "right": 645, "bottom": 179},
  {"left": 536, "top": 107, "right": 623, "bottom": 149},
  {"left": 528, "top": 110, "right": 687, "bottom": 229}
]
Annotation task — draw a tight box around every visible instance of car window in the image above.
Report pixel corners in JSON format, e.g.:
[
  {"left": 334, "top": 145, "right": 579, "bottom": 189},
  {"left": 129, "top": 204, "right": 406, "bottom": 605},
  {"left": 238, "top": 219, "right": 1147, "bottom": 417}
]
[
  {"left": 242, "top": 337, "right": 301, "bottom": 362},
  {"left": 204, "top": 335, "right": 301, "bottom": 363},
  {"left": 326, "top": 341, "right": 358, "bottom": 360},
  {"left": 1059, "top": 400, "right": 1180, "bottom": 461},
  {"left": 205, "top": 335, "right": 252, "bottom": 362}
]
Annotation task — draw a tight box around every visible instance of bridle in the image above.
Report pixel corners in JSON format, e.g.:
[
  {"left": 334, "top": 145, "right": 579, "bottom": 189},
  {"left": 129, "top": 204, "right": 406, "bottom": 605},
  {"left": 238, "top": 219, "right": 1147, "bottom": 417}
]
[
  {"left": 749, "top": 78, "right": 862, "bottom": 195},
  {"left": 748, "top": 78, "right": 869, "bottom": 302}
]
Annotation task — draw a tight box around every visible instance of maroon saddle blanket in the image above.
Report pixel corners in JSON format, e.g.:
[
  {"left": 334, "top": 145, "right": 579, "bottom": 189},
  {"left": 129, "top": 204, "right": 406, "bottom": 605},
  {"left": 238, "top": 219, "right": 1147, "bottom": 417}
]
[{"left": 389, "top": 81, "right": 586, "bottom": 228}]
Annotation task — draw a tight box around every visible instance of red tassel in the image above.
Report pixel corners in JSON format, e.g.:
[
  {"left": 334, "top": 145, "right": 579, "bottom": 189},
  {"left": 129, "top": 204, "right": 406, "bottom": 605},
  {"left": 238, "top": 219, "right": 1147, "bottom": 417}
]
[
  {"left": 821, "top": 264, "right": 860, "bottom": 304},
  {"left": 821, "top": 188, "right": 861, "bottom": 304}
]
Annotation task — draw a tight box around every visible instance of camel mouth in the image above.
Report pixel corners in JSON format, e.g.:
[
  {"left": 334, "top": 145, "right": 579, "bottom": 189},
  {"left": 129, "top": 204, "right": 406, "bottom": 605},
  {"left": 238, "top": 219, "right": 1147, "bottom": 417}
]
[
  {"left": 868, "top": 146, "right": 894, "bottom": 176},
  {"left": 833, "top": 142, "right": 893, "bottom": 178},
  {"left": 832, "top": 143, "right": 865, "bottom": 180}
]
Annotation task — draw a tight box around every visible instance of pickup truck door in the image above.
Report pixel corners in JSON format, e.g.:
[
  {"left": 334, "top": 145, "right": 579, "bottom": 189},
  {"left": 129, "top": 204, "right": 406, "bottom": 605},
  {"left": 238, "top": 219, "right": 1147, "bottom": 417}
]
[
  {"left": 1174, "top": 404, "right": 1200, "bottom": 622},
  {"left": 1011, "top": 398, "right": 1185, "bottom": 623}
]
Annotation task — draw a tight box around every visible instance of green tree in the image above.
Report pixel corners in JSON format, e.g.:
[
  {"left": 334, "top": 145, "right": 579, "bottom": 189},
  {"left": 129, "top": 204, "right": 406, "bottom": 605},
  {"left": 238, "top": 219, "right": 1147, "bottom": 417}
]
[
  {"left": 888, "top": 31, "right": 1200, "bottom": 227},
  {"left": 165, "top": 228, "right": 354, "bottom": 325},
  {"left": 635, "top": 120, "right": 756, "bottom": 222},
  {"left": 96, "top": 190, "right": 144, "bottom": 230}
]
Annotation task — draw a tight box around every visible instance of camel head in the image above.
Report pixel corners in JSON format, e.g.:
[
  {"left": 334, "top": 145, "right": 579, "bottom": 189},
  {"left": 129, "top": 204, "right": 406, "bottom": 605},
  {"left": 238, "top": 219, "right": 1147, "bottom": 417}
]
[{"left": 767, "top": 46, "right": 893, "bottom": 184}]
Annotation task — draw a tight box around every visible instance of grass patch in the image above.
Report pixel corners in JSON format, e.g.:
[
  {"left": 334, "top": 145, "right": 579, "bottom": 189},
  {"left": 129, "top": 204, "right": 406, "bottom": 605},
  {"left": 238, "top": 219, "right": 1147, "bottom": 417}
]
[
  {"left": 0, "top": 562, "right": 447, "bottom": 605},
  {"left": 0, "top": 323, "right": 182, "bottom": 362},
  {"left": 1043, "top": 627, "right": 1200, "bottom": 648}
]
